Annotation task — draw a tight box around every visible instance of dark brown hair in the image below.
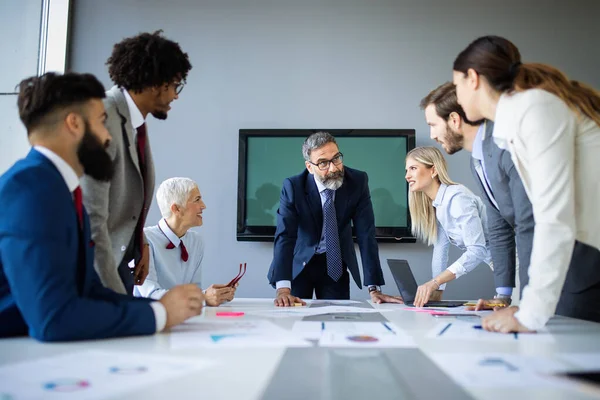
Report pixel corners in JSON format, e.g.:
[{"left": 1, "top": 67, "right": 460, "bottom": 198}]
[
  {"left": 420, "top": 82, "right": 483, "bottom": 125},
  {"left": 453, "top": 35, "right": 600, "bottom": 126},
  {"left": 107, "top": 30, "right": 192, "bottom": 92},
  {"left": 17, "top": 72, "right": 105, "bottom": 133}
]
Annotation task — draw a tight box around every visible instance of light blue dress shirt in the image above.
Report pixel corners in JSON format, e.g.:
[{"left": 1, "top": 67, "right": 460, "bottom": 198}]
[
  {"left": 431, "top": 184, "right": 493, "bottom": 290},
  {"left": 471, "top": 122, "right": 499, "bottom": 209},
  {"left": 134, "top": 219, "right": 204, "bottom": 299},
  {"left": 471, "top": 125, "right": 513, "bottom": 297}
]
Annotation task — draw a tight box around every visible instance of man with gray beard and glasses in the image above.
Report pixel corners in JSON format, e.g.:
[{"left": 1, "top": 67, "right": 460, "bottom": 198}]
[{"left": 268, "top": 132, "right": 402, "bottom": 306}]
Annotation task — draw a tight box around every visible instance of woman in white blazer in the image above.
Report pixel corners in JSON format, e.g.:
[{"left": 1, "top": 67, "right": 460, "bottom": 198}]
[{"left": 451, "top": 35, "right": 600, "bottom": 333}]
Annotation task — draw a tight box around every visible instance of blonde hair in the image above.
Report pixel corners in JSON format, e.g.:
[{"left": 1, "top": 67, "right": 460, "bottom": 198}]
[{"left": 406, "top": 147, "right": 457, "bottom": 245}]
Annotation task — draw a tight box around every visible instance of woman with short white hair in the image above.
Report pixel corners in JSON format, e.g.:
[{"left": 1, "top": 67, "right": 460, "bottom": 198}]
[{"left": 134, "top": 177, "right": 236, "bottom": 305}]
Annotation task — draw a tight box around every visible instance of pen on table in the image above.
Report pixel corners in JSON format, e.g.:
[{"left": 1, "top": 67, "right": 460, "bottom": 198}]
[
  {"left": 438, "top": 323, "right": 452, "bottom": 336},
  {"left": 382, "top": 322, "right": 396, "bottom": 334}
]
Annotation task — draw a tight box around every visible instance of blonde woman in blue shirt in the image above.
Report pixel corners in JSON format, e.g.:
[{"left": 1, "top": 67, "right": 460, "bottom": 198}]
[{"left": 405, "top": 146, "right": 492, "bottom": 307}]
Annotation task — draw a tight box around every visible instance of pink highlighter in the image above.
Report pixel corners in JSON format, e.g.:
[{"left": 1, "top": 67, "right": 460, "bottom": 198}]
[{"left": 216, "top": 312, "right": 245, "bottom": 317}]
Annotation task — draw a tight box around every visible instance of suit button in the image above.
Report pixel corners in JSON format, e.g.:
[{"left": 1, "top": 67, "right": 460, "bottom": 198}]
[
  {"left": 121, "top": 246, "right": 127, "bottom": 251},
  {"left": 132, "top": 216, "right": 136, "bottom": 220},
  {"left": 303, "top": 262, "right": 306, "bottom": 266}
]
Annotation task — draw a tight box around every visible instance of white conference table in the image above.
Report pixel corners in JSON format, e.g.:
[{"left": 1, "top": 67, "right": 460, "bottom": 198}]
[{"left": 1, "top": 298, "right": 600, "bottom": 400}]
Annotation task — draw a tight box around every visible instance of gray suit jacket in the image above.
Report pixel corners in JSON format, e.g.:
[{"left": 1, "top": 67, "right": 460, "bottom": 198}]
[
  {"left": 470, "top": 121, "right": 534, "bottom": 293},
  {"left": 80, "top": 86, "right": 155, "bottom": 294}
]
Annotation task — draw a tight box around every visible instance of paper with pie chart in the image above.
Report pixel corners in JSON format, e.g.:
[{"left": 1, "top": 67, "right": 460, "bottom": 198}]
[
  {"left": 170, "top": 319, "right": 311, "bottom": 349},
  {"left": 0, "top": 350, "right": 212, "bottom": 400},
  {"left": 292, "top": 321, "right": 416, "bottom": 348}
]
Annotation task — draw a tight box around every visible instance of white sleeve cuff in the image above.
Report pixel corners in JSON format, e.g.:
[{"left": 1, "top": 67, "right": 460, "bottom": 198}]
[
  {"left": 276, "top": 280, "right": 291, "bottom": 290},
  {"left": 514, "top": 303, "right": 551, "bottom": 331},
  {"left": 150, "top": 301, "right": 167, "bottom": 332},
  {"left": 447, "top": 263, "right": 466, "bottom": 279}
]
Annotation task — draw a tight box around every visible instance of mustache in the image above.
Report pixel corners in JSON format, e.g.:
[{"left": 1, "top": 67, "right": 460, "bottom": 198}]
[{"left": 324, "top": 170, "right": 343, "bottom": 181}]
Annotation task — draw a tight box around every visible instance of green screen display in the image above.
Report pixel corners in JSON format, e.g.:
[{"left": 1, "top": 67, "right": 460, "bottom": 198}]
[{"left": 244, "top": 135, "right": 409, "bottom": 228}]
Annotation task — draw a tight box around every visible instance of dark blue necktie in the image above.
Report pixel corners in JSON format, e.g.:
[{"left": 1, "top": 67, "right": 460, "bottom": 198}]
[{"left": 323, "top": 189, "right": 343, "bottom": 281}]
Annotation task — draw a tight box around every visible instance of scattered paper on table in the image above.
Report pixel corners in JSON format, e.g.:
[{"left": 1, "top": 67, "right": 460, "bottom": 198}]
[
  {"left": 307, "top": 299, "right": 362, "bottom": 306},
  {"left": 292, "top": 321, "right": 416, "bottom": 347},
  {"left": 427, "top": 321, "right": 554, "bottom": 342},
  {"left": 0, "top": 350, "right": 211, "bottom": 400},
  {"left": 428, "top": 353, "right": 573, "bottom": 388},
  {"left": 557, "top": 353, "right": 600, "bottom": 371},
  {"left": 246, "top": 305, "right": 391, "bottom": 319},
  {"left": 170, "top": 319, "right": 310, "bottom": 349}
]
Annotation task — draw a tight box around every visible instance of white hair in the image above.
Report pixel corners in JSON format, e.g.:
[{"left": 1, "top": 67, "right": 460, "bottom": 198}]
[{"left": 156, "top": 177, "right": 198, "bottom": 219}]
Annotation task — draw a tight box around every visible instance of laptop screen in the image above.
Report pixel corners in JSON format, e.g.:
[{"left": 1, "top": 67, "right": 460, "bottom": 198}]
[{"left": 387, "top": 259, "right": 419, "bottom": 303}]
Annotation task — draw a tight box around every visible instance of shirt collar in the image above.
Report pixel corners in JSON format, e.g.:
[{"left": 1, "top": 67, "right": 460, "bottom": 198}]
[
  {"left": 432, "top": 183, "right": 448, "bottom": 208},
  {"left": 122, "top": 88, "right": 145, "bottom": 130},
  {"left": 158, "top": 218, "right": 182, "bottom": 247},
  {"left": 491, "top": 93, "right": 513, "bottom": 150},
  {"left": 471, "top": 122, "right": 486, "bottom": 161},
  {"left": 34, "top": 146, "right": 79, "bottom": 192}
]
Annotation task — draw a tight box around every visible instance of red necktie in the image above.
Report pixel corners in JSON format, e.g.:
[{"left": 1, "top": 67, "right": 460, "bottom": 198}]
[
  {"left": 136, "top": 123, "right": 148, "bottom": 249},
  {"left": 73, "top": 186, "right": 83, "bottom": 229},
  {"left": 166, "top": 241, "right": 189, "bottom": 262},
  {"left": 136, "top": 123, "right": 147, "bottom": 168}
]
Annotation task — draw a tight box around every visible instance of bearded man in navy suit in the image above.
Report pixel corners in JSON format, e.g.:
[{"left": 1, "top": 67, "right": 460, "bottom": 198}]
[
  {"left": 0, "top": 72, "right": 203, "bottom": 341},
  {"left": 268, "top": 132, "right": 403, "bottom": 306}
]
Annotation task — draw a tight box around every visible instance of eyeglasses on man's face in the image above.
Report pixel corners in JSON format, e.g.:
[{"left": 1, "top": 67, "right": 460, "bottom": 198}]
[
  {"left": 309, "top": 152, "right": 344, "bottom": 171},
  {"left": 170, "top": 81, "right": 185, "bottom": 95}
]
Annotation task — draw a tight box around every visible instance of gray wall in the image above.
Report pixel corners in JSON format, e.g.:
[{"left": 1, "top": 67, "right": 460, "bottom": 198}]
[
  {"left": 0, "top": 0, "right": 41, "bottom": 174},
  {"left": 68, "top": 0, "right": 600, "bottom": 300}
]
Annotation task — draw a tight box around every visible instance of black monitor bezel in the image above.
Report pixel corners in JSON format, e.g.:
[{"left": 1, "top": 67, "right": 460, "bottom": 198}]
[{"left": 237, "top": 129, "right": 416, "bottom": 243}]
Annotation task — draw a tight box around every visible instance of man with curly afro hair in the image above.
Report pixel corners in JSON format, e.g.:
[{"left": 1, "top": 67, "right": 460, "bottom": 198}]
[{"left": 81, "top": 30, "right": 192, "bottom": 295}]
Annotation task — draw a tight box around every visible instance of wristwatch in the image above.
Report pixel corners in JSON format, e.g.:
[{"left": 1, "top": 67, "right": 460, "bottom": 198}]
[
  {"left": 494, "top": 293, "right": 512, "bottom": 305},
  {"left": 368, "top": 285, "right": 381, "bottom": 293}
]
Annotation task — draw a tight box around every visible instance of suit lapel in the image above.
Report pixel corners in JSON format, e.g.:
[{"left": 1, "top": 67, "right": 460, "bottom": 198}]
[
  {"left": 110, "top": 87, "right": 142, "bottom": 177},
  {"left": 335, "top": 173, "right": 349, "bottom": 224},
  {"left": 305, "top": 173, "right": 323, "bottom": 232}
]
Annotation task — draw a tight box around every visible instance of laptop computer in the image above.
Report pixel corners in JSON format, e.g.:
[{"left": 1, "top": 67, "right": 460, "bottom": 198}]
[{"left": 387, "top": 259, "right": 467, "bottom": 307}]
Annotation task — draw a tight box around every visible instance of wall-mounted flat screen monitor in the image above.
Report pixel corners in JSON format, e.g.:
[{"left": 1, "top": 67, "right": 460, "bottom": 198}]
[{"left": 237, "top": 129, "right": 416, "bottom": 243}]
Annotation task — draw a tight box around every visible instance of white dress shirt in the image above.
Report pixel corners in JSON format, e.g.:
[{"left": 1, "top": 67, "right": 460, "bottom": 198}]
[
  {"left": 122, "top": 88, "right": 145, "bottom": 131},
  {"left": 134, "top": 219, "right": 204, "bottom": 299},
  {"left": 493, "top": 88, "right": 600, "bottom": 330},
  {"left": 34, "top": 146, "right": 166, "bottom": 331},
  {"left": 471, "top": 122, "right": 500, "bottom": 209},
  {"left": 431, "top": 184, "right": 493, "bottom": 289},
  {"left": 276, "top": 174, "right": 336, "bottom": 290}
]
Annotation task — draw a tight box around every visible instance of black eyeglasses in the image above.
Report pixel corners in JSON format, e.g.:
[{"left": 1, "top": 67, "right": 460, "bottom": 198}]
[
  {"left": 171, "top": 81, "right": 185, "bottom": 95},
  {"left": 309, "top": 153, "right": 344, "bottom": 171}
]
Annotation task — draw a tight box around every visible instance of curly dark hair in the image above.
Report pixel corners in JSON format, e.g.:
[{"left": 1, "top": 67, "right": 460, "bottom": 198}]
[
  {"left": 106, "top": 30, "right": 192, "bottom": 92},
  {"left": 17, "top": 72, "right": 105, "bottom": 133}
]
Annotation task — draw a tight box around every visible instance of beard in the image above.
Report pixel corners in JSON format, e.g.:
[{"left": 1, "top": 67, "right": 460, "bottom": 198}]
[
  {"left": 151, "top": 110, "right": 168, "bottom": 120},
  {"left": 77, "top": 122, "right": 114, "bottom": 182},
  {"left": 442, "top": 125, "right": 464, "bottom": 155},
  {"left": 315, "top": 168, "right": 344, "bottom": 190}
]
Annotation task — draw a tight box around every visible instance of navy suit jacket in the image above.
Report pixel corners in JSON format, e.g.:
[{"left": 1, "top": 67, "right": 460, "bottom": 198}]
[
  {"left": 268, "top": 167, "right": 385, "bottom": 289},
  {"left": 0, "top": 149, "right": 156, "bottom": 341}
]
